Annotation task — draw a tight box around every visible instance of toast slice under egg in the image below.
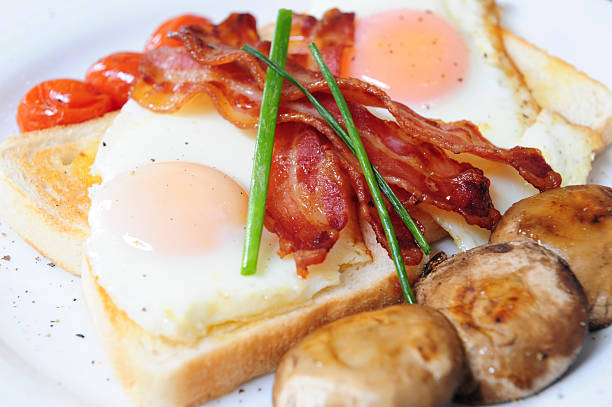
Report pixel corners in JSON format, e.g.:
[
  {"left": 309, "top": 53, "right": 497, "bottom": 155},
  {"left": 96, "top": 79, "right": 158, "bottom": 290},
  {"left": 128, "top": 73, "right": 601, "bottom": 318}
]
[{"left": 81, "top": 220, "right": 413, "bottom": 407}]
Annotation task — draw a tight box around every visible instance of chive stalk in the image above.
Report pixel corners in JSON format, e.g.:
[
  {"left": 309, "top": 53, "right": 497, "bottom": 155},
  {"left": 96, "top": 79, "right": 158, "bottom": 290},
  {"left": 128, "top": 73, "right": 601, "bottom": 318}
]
[
  {"left": 240, "top": 9, "right": 292, "bottom": 275},
  {"left": 241, "top": 44, "right": 430, "bottom": 256},
  {"left": 309, "top": 43, "right": 415, "bottom": 304}
]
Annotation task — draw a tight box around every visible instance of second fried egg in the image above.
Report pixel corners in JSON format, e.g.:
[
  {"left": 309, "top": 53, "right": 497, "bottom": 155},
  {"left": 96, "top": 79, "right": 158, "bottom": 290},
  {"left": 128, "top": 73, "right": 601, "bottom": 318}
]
[{"left": 310, "top": 0, "right": 538, "bottom": 147}]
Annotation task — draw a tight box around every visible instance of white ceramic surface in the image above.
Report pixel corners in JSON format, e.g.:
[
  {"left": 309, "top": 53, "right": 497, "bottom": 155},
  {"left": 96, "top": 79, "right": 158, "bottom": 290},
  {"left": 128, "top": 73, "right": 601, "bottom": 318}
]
[{"left": 0, "top": 1, "right": 611, "bottom": 406}]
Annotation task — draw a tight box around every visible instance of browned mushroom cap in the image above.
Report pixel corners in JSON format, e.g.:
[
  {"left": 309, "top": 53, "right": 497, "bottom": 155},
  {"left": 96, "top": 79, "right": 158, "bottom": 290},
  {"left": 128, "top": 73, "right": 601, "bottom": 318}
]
[
  {"left": 490, "top": 184, "right": 612, "bottom": 330},
  {"left": 415, "top": 241, "right": 588, "bottom": 404},
  {"left": 273, "top": 304, "right": 465, "bottom": 407}
]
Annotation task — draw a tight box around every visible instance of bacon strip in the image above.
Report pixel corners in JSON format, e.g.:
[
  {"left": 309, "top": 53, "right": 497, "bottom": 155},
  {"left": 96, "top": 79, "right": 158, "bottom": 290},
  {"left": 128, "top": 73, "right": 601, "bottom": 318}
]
[
  {"left": 276, "top": 97, "right": 497, "bottom": 266},
  {"left": 131, "top": 11, "right": 561, "bottom": 272},
  {"left": 279, "top": 97, "right": 500, "bottom": 229},
  {"left": 267, "top": 123, "right": 354, "bottom": 276},
  {"left": 137, "top": 21, "right": 560, "bottom": 192},
  {"left": 287, "top": 9, "right": 355, "bottom": 76}
]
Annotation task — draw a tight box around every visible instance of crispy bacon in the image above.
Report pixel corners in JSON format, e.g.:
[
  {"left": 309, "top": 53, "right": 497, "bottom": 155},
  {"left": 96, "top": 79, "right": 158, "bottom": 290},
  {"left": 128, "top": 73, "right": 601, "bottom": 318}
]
[
  {"left": 276, "top": 97, "right": 497, "bottom": 266},
  {"left": 267, "top": 123, "right": 354, "bottom": 276},
  {"left": 278, "top": 97, "right": 501, "bottom": 229},
  {"left": 131, "top": 11, "right": 561, "bottom": 273}
]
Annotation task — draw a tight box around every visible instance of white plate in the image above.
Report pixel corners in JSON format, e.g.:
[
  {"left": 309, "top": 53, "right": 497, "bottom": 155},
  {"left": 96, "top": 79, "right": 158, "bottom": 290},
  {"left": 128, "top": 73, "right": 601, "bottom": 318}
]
[{"left": 1, "top": 1, "right": 611, "bottom": 406}]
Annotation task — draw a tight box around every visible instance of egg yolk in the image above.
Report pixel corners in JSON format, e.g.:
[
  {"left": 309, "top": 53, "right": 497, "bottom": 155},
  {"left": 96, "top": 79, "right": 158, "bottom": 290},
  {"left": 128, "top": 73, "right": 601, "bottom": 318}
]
[
  {"left": 342, "top": 9, "right": 469, "bottom": 105},
  {"left": 95, "top": 162, "right": 248, "bottom": 255}
]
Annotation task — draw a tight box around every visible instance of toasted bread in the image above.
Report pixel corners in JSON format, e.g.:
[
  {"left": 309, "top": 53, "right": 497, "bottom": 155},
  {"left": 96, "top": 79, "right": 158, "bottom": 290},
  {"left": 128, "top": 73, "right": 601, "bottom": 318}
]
[
  {"left": 0, "top": 112, "right": 117, "bottom": 274},
  {"left": 502, "top": 29, "right": 612, "bottom": 147},
  {"left": 81, "top": 221, "right": 414, "bottom": 407}
]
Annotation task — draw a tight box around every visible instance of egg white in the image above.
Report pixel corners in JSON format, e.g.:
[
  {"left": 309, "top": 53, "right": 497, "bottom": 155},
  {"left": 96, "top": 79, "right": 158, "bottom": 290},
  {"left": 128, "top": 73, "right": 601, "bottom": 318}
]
[
  {"left": 85, "top": 96, "right": 370, "bottom": 344},
  {"left": 309, "top": 0, "right": 538, "bottom": 147}
]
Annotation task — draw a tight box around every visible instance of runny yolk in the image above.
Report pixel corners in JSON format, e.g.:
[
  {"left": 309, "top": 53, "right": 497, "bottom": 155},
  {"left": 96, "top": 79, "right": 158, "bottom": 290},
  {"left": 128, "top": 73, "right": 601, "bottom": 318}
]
[
  {"left": 96, "top": 162, "right": 248, "bottom": 254},
  {"left": 342, "top": 9, "right": 469, "bottom": 105}
]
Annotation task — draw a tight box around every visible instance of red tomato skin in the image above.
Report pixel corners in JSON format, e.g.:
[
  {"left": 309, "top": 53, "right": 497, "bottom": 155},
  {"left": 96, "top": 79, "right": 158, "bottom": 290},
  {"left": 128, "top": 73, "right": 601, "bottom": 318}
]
[
  {"left": 16, "top": 79, "right": 113, "bottom": 132},
  {"left": 85, "top": 51, "right": 143, "bottom": 109},
  {"left": 144, "top": 14, "right": 211, "bottom": 52}
]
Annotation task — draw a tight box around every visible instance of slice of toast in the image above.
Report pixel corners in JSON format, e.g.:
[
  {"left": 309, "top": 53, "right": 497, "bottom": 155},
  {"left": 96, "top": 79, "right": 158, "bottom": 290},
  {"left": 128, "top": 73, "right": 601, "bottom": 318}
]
[
  {"left": 81, "top": 221, "right": 412, "bottom": 407},
  {"left": 0, "top": 112, "right": 117, "bottom": 274},
  {"left": 502, "top": 29, "right": 612, "bottom": 148}
]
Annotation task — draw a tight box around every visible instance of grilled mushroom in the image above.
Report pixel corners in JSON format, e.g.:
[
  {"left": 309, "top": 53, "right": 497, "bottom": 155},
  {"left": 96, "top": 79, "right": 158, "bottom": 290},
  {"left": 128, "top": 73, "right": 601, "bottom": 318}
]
[
  {"left": 490, "top": 184, "right": 612, "bottom": 329},
  {"left": 273, "top": 304, "right": 465, "bottom": 407},
  {"left": 415, "top": 241, "right": 588, "bottom": 404}
]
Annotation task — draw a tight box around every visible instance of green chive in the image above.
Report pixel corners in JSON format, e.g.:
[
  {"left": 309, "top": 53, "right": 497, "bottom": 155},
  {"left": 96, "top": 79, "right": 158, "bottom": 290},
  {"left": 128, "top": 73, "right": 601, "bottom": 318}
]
[
  {"left": 241, "top": 9, "right": 292, "bottom": 276},
  {"left": 309, "top": 43, "right": 415, "bottom": 304},
  {"left": 241, "top": 44, "right": 430, "bottom": 256}
]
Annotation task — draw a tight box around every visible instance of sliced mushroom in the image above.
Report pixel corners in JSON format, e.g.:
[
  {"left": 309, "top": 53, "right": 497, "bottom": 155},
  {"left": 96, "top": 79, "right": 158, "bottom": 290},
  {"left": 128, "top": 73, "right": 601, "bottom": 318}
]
[
  {"left": 273, "top": 304, "right": 465, "bottom": 407},
  {"left": 415, "top": 241, "right": 588, "bottom": 404},
  {"left": 490, "top": 184, "right": 612, "bottom": 329}
]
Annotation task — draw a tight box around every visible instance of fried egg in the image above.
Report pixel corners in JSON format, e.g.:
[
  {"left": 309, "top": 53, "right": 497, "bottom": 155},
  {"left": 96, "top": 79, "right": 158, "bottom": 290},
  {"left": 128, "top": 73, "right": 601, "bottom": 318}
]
[
  {"left": 85, "top": 96, "right": 370, "bottom": 344},
  {"left": 309, "top": 0, "right": 598, "bottom": 248},
  {"left": 310, "top": 0, "right": 538, "bottom": 145}
]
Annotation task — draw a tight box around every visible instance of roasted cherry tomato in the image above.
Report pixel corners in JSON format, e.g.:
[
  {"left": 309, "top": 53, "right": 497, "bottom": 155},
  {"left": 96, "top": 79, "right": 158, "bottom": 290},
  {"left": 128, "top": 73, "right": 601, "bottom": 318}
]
[
  {"left": 144, "top": 14, "right": 211, "bottom": 52},
  {"left": 16, "top": 79, "right": 113, "bottom": 132},
  {"left": 85, "top": 51, "right": 143, "bottom": 109}
]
